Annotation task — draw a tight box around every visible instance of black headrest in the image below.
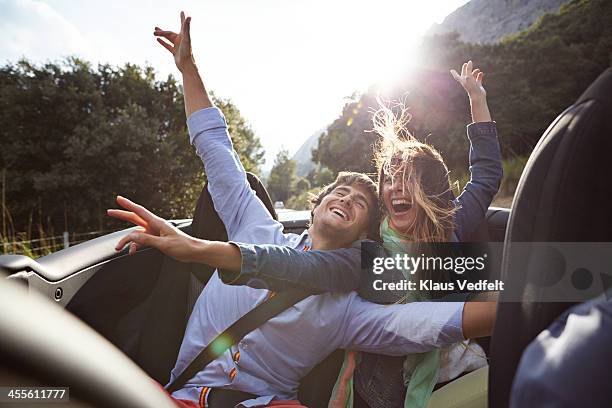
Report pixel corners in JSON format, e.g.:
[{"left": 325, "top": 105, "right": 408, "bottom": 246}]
[{"left": 489, "top": 68, "right": 612, "bottom": 408}]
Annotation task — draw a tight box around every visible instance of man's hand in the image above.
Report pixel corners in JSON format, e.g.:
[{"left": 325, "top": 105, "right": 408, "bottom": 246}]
[
  {"left": 451, "top": 60, "right": 492, "bottom": 123},
  {"left": 462, "top": 300, "right": 497, "bottom": 339},
  {"left": 108, "top": 196, "right": 198, "bottom": 262},
  {"left": 155, "top": 11, "right": 212, "bottom": 116},
  {"left": 108, "top": 196, "right": 242, "bottom": 271},
  {"left": 154, "top": 11, "right": 194, "bottom": 72}
]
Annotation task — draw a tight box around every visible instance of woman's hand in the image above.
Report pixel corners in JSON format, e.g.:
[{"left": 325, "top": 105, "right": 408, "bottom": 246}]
[
  {"left": 451, "top": 60, "right": 486, "bottom": 101},
  {"left": 154, "top": 11, "right": 194, "bottom": 72},
  {"left": 451, "top": 60, "right": 492, "bottom": 123},
  {"left": 107, "top": 196, "right": 198, "bottom": 262}
]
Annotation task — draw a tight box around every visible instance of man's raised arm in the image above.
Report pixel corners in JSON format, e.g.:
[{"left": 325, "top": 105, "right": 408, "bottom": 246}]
[
  {"left": 154, "top": 11, "right": 212, "bottom": 116},
  {"left": 154, "top": 12, "right": 282, "bottom": 240}
]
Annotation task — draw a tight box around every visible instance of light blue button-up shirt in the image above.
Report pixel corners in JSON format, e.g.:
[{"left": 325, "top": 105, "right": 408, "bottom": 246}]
[{"left": 168, "top": 107, "right": 465, "bottom": 407}]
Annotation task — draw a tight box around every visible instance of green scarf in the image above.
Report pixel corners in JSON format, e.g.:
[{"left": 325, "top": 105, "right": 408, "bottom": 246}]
[{"left": 380, "top": 217, "right": 441, "bottom": 408}]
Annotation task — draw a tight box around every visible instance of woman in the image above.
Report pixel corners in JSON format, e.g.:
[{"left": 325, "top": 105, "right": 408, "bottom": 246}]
[{"left": 330, "top": 60, "right": 500, "bottom": 408}]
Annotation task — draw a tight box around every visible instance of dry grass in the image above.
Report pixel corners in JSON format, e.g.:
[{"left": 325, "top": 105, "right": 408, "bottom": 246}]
[{"left": 1, "top": 231, "right": 64, "bottom": 258}]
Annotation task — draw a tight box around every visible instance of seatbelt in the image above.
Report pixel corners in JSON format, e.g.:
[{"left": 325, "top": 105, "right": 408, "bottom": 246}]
[{"left": 166, "top": 288, "right": 310, "bottom": 394}]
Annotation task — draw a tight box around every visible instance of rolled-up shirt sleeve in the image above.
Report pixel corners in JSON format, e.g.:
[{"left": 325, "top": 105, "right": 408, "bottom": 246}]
[{"left": 338, "top": 297, "right": 465, "bottom": 355}]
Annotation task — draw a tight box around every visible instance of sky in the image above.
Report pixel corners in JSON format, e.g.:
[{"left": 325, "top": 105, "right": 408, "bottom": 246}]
[{"left": 0, "top": 0, "right": 469, "bottom": 171}]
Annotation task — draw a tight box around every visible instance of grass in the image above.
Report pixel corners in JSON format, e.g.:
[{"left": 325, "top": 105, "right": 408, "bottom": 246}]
[
  {"left": 1, "top": 168, "right": 68, "bottom": 257},
  {"left": 1, "top": 230, "right": 65, "bottom": 258}
]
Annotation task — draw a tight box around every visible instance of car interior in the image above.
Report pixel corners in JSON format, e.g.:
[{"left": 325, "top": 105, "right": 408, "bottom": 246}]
[
  {"left": 0, "top": 67, "right": 610, "bottom": 407},
  {"left": 489, "top": 67, "right": 612, "bottom": 408}
]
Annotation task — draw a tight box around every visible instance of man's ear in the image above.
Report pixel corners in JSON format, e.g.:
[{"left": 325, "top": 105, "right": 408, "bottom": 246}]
[{"left": 310, "top": 206, "right": 318, "bottom": 224}]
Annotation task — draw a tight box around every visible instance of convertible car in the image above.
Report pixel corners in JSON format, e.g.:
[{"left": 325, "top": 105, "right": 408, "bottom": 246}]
[{"left": 1, "top": 67, "right": 611, "bottom": 407}]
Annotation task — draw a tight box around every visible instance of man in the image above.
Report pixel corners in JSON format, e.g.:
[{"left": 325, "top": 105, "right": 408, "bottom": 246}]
[{"left": 109, "top": 11, "right": 495, "bottom": 407}]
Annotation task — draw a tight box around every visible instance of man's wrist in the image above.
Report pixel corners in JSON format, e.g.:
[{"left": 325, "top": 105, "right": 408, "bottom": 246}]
[{"left": 180, "top": 60, "right": 198, "bottom": 76}]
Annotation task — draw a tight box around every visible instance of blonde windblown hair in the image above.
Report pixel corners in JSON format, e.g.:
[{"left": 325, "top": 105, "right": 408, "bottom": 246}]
[{"left": 372, "top": 98, "right": 457, "bottom": 243}]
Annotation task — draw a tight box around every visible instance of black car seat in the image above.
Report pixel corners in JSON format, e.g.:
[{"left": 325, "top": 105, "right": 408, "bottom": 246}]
[
  {"left": 136, "top": 172, "right": 343, "bottom": 406},
  {"left": 488, "top": 68, "right": 612, "bottom": 408}
]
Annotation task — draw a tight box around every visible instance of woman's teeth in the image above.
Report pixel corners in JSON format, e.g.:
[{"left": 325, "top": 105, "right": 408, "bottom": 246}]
[{"left": 391, "top": 199, "right": 412, "bottom": 213}]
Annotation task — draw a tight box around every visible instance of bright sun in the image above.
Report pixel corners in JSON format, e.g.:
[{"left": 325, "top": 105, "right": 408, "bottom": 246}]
[{"left": 299, "top": 0, "right": 460, "bottom": 94}]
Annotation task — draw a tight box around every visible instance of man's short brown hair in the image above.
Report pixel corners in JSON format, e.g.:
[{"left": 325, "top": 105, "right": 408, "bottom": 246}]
[{"left": 310, "top": 171, "right": 381, "bottom": 240}]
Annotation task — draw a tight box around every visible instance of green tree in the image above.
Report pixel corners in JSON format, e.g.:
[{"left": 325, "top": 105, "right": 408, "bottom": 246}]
[
  {"left": 266, "top": 149, "right": 297, "bottom": 203},
  {"left": 308, "top": 166, "right": 336, "bottom": 188},
  {"left": 286, "top": 187, "right": 320, "bottom": 211},
  {"left": 312, "top": 94, "right": 379, "bottom": 174},
  {"left": 214, "top": 97, "right": 265, "bottom": 174},
  {"left": 295, "top": 177, "right": 311, "bottom": 193},
  {"left": 0, "top": 58, "right": 264, "bottom": 238}
]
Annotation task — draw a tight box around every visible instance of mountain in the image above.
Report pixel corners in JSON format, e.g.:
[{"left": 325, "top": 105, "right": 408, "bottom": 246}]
[
  {"left": 430, "top": 0, "right": 570, "bottom": 44},
  {"left": 292, "top": 128, "right": 325, "bottom": 177}
]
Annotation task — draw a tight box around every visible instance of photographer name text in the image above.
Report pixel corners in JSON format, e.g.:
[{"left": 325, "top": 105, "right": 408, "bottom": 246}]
[{"left": 372, "top": 278, "right": 504, "bottom": 292}]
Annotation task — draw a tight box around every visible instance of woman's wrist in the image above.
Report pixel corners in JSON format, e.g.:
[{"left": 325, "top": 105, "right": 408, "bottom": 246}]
[
  {"left": 468, "top": 93, "right": 487, "bottom": 106},
  {"left": 469, "top": 95, "right": 492, "bottom": 123}
]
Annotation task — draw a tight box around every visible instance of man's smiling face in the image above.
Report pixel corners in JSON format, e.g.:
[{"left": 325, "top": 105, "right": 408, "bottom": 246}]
[{"left": 312, "top": 184, "right": 375, "bottom": 243}]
